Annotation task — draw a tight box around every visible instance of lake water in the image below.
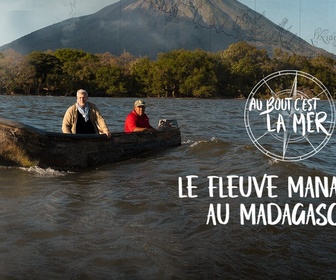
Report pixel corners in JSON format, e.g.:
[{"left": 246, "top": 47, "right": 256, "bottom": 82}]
[{"left": 0, "top": 96, "right": 336, "bottom": 279}]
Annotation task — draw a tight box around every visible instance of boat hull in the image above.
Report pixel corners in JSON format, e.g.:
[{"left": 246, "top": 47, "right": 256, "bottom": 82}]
[{"left": 0, "top": 117, "right": 181, "bottom": 170}]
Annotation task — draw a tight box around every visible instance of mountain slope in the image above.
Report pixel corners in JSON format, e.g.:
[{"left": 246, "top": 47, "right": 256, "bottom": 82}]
[{"left": 0, "top": 0, "right": 329, "bottom": 58}]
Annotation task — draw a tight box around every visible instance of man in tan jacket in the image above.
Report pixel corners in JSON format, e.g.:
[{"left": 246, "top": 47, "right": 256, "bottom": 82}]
[{"left": 62, "top": 89, "right": 111, "bottom": 138}]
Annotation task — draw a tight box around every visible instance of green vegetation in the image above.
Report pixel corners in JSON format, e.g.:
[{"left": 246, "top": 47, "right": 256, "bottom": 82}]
[{"left": 1, "top": 42, "right": 336, "bottom": 98}]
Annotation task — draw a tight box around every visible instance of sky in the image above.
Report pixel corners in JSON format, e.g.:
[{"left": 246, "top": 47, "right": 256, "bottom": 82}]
[
  {"left": 0, "top": 0, "right": 119, "bottom": 46},
  {"left": 0, "top": 0, "right": 336, "bottom": 54},
  {"left": 238, "top": 0, "right": 336, "bottom": 54}
]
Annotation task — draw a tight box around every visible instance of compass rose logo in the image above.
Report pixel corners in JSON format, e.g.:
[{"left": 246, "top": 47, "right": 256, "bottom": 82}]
[{"left": 244, "top": 70, "right": 336, "bottom": 161}]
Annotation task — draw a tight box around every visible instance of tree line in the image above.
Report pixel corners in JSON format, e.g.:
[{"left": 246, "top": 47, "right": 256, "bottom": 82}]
[{"left": 1, "top": 42, "right": 336, "bottom": 98}]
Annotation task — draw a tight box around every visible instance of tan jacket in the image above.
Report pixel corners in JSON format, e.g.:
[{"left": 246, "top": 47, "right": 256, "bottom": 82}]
[{"left": 62, "top": 102, "right": 110, "bottom": 134}]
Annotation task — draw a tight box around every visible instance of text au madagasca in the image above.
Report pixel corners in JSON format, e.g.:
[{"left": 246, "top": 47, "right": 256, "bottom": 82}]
[{"left": 178, "top": 174, "right": 336, "bottom": 226}]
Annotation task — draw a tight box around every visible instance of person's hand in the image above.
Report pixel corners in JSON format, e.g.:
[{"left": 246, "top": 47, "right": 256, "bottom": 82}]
[{"left": 144, "top": 127, "right": 156, "bottom": 133}]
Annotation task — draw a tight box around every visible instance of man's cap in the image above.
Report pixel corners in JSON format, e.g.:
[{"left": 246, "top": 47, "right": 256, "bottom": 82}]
[{"left": 134, "top": 99, "right": 146, "bottom": 107}]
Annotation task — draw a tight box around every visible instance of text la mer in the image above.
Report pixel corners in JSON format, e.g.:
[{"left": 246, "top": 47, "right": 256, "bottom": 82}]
[{"left": 263, "top": 111, "right": 329, "bottom": 136}]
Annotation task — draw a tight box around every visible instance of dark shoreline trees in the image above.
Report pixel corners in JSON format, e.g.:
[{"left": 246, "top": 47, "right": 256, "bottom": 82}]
[{"left": 0, "top": 42, "right": 335, "bottom": 98}]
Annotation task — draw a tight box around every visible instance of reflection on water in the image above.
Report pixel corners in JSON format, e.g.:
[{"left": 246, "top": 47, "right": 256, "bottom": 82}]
[{"left": 0, "top": 96, "right": 336, "bottom": 279}]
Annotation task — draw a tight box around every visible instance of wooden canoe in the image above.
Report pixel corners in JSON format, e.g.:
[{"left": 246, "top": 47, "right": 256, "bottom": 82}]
[{"left": 0, "top": 117, "right": 181, "bottom": 171}]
